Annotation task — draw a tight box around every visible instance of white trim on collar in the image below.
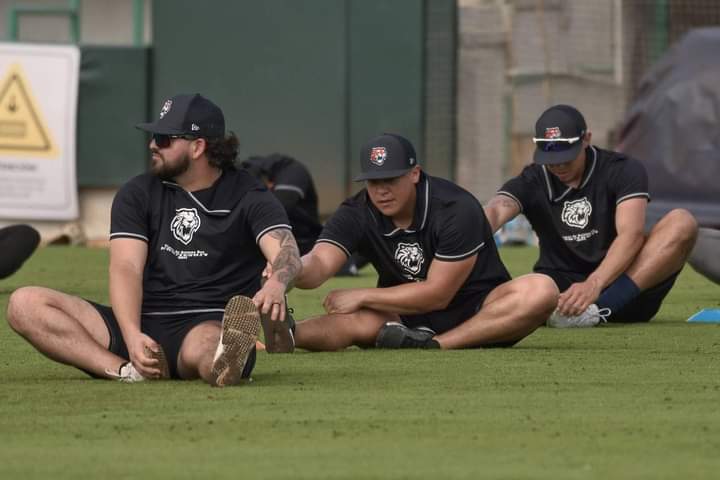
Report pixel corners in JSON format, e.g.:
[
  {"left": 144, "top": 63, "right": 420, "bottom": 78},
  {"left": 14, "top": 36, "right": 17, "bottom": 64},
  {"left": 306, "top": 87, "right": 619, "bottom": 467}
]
[
  {"left": 162, "top": 181, "right": 231, "bottom": 214},
  {"left": 381, "top": 177, "right": 430, "bottom": 237},
  {"left": 541, "top": 146, "right": 598, "bottom": 202}
]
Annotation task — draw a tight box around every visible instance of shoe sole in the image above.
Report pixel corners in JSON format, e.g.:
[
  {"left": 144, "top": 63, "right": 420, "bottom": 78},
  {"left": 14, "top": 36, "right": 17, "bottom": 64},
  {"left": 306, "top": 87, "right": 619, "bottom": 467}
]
[
  {"left": 143, "top": 345, "right": 170, "bottom": 379},
  {"left": 260, "top": 310, "right": 295, "bottom": 354},
  {"left": 210, "top": 295, "right": 260, "bottom": 387}
]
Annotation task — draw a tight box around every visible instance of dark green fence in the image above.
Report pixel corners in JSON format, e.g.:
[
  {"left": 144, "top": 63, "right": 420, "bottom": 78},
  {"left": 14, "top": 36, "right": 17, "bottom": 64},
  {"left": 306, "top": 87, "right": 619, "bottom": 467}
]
[{"left": 75, "top": 0, "right": 456, "bottom": 215}]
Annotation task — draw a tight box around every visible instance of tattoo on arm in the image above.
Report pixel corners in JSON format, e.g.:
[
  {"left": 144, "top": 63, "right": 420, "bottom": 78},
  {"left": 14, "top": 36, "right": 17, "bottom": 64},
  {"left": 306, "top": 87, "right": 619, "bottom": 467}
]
[
  {"left": 267, "top": 229, "right": 302, "bottom": 287},
  {"left": 488, "top": 196, "right": 519, "bottom": 211}
]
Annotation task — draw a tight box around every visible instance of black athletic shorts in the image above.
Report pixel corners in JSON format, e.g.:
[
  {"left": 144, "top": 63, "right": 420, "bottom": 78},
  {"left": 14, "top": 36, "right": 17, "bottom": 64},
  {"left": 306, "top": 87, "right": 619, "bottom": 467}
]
[
  {"left": 535, "top": 269, "right": 681, "bottom": 323},
  {"left": 89, "top": 302, "right": 256, "bottom": 379},
  {"left": 400, "top": 290, "right": 519, "bottom": 348}
]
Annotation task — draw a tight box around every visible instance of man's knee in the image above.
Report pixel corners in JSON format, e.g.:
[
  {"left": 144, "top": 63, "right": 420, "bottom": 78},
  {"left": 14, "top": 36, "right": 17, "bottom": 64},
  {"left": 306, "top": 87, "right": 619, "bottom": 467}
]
[
  {"left": 660, "top": 209, "right": 699, "bottom": 247},
  {"left": 519, "top": 273, "right": 559, "bottom": 313},
  {"left": 6, "top": 286, "right": 43, "bottom": 333},
  {"left": 178, "top": 322, "right": 220, "bottom": 367}
]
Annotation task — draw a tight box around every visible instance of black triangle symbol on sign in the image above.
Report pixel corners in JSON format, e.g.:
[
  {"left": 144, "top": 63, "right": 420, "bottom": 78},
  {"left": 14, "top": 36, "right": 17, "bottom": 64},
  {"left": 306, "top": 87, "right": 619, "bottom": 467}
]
[{"left": 0, "top": 70, "right": 54, "bottom": 152}]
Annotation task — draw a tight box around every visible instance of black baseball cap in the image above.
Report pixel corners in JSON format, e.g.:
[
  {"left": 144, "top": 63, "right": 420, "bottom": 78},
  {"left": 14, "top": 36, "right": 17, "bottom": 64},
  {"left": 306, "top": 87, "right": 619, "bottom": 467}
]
[
  {"left": 354, "top": 133, "right": 418, "bottom": 181},
  {"left": 533, "top": 104, "right": 587, "bottom": 165},
  {"left": 136, "top": 93, "right": 225, "bottom": 138}
]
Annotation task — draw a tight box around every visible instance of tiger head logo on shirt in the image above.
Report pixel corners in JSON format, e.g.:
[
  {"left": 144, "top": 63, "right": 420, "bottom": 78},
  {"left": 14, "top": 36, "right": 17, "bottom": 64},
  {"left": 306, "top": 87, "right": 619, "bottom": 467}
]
[
  {"left": 170, "top": 208, "right": 201, "bottom": 245},
  {"left": 394, "top": 242, "right": 425, "bottom": 277},
  {"left": 561, "top": 197, "right": 592, "bottom": 229}
]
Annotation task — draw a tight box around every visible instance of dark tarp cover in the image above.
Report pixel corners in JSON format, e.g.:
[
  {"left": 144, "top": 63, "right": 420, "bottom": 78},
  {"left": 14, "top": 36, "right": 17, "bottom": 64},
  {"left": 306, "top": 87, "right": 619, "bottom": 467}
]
[{"left": 617, "top": 28, "right": 720, "bottom": 228}]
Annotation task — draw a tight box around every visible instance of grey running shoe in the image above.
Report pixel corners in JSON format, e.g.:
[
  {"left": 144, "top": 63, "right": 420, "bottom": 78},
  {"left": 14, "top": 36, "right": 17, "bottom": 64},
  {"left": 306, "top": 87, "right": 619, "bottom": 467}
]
[
  {"left": 375, "top": 322, "right": 441, "bottom": 349},
  {"left": 546, "top": 304, "right": 611, "bottom": 328},
  {"left": 210, "top": 295, "right": 261, "bottom": 387},
  {"left": 105, "top": 345, "right": 170, "bottom": 382},
  {"left": 261, "top": 297, "right": 295, "bottom": 354}
]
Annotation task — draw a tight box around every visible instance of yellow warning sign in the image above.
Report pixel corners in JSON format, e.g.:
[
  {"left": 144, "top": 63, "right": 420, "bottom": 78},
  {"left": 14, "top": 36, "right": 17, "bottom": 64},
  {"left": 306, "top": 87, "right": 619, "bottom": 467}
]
[{"left": 0, "top": 64, "right": 58, "bottom": 158}]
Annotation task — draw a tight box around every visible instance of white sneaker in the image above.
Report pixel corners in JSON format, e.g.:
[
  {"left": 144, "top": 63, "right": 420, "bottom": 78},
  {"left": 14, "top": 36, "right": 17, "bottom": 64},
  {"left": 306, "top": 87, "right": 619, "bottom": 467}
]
[
  {"left": 105, "top": 345, "right": 170, "bottom": 382},
  {"left": 106, "top": 362, "right": 146, "bottom": 382},
  {"left": 547, "top": 304, "right": 611, "bottom": 328}
]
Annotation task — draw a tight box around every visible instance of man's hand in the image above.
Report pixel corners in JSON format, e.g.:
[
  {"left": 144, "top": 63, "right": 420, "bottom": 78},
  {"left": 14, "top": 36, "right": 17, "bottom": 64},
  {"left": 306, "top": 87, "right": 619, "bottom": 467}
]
[
  {"left": 557, "top": 279, "right": 602, "bottom": 316},
  {"left": 126, "top": 332, "right": 163, "bottom": 379},
  {"left": 323, "top": 288, "right": 367, "bottom": 314},
  {"left": 262, "top": 261, "right": 273, "bottom": 282},
  {"left": 253, "top": 278, "right": 287, "bottom": 322}
]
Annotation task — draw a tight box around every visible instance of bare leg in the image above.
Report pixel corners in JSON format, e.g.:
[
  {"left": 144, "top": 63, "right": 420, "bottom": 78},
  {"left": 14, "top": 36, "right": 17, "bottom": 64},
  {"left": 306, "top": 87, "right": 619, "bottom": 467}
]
[
  {"left": 626, "top": 209, "right": 698, "bottom": 290},
  {"left": 176, "top": 320, "right": 221, "bottom": 382},
  {"left": 688, "top": 227, "right": 720, "bottom": 285},
  {"left": 295, "top": 309, "right": 399, "bottom": 351},
  {"left": 6, "top": 286, "right": 126, "bottom": 377},
  {"left": 436, "top": 274, "right": 558, "bottom": 349}
]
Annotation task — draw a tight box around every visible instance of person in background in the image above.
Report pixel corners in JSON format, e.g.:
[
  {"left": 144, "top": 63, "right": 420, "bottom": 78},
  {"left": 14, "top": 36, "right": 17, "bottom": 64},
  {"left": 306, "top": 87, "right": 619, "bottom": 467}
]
[
  {"left": 0, "top": 224, "right": 41, "bottom": 279},
  {"left": 242, "top": 153, "right": 366, "bottom": 276}
]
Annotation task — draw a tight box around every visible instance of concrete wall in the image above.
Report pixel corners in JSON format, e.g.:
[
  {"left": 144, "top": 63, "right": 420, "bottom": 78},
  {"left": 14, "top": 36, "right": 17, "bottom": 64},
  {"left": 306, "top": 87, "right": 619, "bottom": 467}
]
[
  {"left": 457, "top": 0, "right": 627, "bottom": 203},
  {"left": 0, "top": 0, "right": 151, "bottom": 45}
]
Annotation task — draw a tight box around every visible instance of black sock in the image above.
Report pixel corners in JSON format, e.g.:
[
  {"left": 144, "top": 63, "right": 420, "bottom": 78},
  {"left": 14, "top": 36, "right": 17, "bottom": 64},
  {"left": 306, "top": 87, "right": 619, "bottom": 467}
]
[{"left": 597, "top": 274, "right": 641, "bottom": 314}]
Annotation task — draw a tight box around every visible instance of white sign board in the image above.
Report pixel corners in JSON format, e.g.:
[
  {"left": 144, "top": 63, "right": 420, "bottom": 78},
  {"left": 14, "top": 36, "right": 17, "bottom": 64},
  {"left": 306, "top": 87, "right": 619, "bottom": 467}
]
[{"left": 0, "top": 43, "right": 80, "bottom": 220}]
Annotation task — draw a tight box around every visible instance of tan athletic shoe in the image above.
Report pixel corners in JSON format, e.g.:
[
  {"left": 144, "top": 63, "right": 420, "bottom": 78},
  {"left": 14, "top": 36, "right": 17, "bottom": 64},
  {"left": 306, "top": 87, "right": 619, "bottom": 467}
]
[
  {"left": 105, "top": 344, "right": 170, "bottom": 382},
  {"left": 210, "top": 295, "right": 261, "bottom": 387}
]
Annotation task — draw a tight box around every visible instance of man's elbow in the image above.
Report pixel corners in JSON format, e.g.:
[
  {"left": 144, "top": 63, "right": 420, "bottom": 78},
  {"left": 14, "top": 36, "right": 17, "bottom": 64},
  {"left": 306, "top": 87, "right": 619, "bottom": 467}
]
[{"left": 417, "top": 291, "right": 452, "bottom": 312}]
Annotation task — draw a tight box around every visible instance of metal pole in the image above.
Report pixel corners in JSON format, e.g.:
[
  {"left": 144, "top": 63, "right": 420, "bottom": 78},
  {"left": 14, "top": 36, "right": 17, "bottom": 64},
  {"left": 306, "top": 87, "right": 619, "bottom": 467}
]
[
  {"left": 133, "top": 0, "right": 145, "bottom": 47},
  {"left": 7, "top": 7, "right": 19, "bottom": 41},
  {"left": 69, "top": 0, "right": 81, "bottom": 43}
]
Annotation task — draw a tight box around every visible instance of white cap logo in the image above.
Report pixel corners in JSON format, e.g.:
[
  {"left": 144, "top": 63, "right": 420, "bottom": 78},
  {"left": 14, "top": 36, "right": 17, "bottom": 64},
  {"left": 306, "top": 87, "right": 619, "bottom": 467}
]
[{"left": 160, "top": 100, "right": 172, "bottom": 119}]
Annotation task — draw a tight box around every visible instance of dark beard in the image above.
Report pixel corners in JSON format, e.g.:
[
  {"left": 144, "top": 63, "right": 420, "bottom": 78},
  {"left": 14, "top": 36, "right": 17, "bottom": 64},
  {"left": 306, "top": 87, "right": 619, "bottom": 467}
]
[{"left": 152, "top": 153, "right": 190, "bottom": 181}]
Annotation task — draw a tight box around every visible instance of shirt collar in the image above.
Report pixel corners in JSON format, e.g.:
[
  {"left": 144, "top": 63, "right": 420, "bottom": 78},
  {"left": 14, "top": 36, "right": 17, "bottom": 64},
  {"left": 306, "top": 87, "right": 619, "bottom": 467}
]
[{"left": 542, "top": 146, "right": 597, "bottom": 202}]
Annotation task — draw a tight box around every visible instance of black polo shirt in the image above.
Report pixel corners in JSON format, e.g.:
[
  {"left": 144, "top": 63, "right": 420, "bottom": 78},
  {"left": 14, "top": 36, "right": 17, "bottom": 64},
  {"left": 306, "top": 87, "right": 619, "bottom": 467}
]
[
  {"left": 498, "top": 146, "right": 650, "bottom": 275},
  {"left": 317, "top": 173, "right": 511, "bottom": 310},
  {"left": 110, "top": 169, "right": 290, "bottom": 315},
  {"left": 243, "top": 155, "right": 321, "bottom": 255}
]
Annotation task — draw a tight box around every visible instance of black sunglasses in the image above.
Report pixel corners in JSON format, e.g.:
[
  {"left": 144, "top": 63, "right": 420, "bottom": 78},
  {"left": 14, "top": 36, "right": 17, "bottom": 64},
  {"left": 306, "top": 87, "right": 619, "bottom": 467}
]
[{"left": 152, "top": 133, "right": 198, "bottom": 149}]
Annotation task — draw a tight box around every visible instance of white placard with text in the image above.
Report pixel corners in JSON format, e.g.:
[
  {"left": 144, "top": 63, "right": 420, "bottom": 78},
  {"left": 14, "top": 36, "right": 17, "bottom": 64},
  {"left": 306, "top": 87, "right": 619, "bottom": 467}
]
[{"left": 0, "top": 43, "right": 80, "bottom": 220}]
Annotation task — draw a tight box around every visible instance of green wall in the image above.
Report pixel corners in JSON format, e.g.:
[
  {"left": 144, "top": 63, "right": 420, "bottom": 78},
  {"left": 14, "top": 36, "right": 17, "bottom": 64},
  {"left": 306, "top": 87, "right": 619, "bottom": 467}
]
[
  {"left": 143, "top": 0, "right": 455, "bottom": 213},
  {"left": 76, "top": 46, "right": 150, "bottom": 186}
]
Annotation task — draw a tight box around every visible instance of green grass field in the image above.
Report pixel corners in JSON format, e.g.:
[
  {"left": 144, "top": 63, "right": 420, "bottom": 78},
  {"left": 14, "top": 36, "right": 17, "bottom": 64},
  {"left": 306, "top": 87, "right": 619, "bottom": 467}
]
[{"left": 1, "top": 246, "right": 719, "bottom": 479}]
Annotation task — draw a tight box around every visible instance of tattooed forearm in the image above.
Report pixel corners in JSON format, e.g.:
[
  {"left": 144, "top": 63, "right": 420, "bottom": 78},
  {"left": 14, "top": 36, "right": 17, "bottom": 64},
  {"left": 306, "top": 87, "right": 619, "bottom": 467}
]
[{"left": 268, "top": 229, "right": 302, "bottom": 287}]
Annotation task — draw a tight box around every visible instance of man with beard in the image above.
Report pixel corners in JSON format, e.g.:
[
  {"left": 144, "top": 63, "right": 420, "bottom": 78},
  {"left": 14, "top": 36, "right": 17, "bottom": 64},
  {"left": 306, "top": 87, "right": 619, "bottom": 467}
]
[
  {"left": 6, "top": 94, "right": 300, "bottom": 386},
  {"left": 282, "top": 133, "right": 558, "bottom": 350}
]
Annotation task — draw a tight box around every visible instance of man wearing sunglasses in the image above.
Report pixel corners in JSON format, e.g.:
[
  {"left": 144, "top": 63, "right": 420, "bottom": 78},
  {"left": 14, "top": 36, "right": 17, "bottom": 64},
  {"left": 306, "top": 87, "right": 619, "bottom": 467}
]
[
  {"left": 484, "top": 104, "right": 698, "bottom": 327},
  {"left": 7, "top": 93, "right": 300, "bottom": 386},
  {"left": 284, "top": 133, "right": 558, "bottom": 350}
]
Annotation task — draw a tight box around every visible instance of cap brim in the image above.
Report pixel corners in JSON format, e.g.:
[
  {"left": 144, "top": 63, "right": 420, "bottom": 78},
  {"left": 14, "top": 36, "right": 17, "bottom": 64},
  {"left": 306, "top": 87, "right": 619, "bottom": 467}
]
[
  {"left": 533, "top": 142, "right": 583, "bottom": 165},
  {"left": 353, "top": 167, "right": 412, "bottom": 182},
  {"left": 135, "top": 121, "right": 186, "bottom": 135}
]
